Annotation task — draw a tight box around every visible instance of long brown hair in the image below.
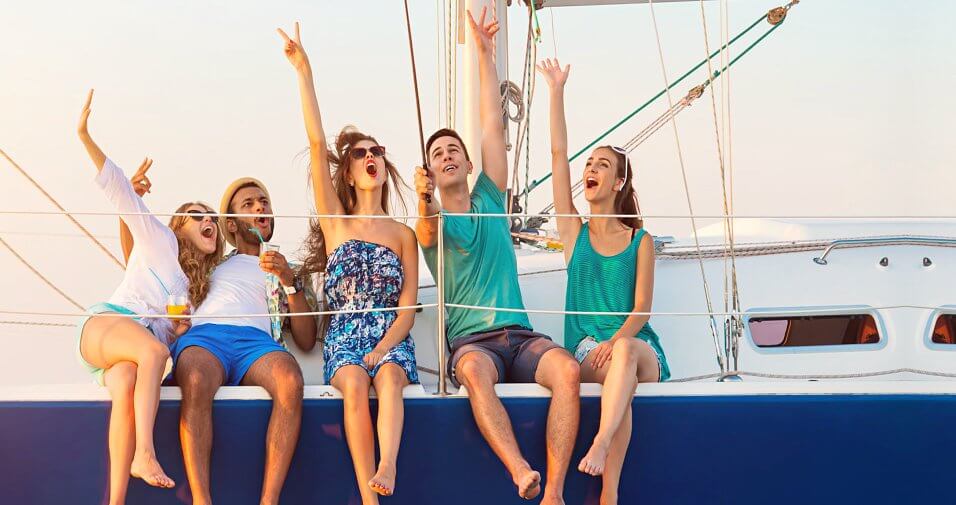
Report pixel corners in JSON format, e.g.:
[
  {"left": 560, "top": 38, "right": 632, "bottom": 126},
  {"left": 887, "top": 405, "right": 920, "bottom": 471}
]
[
  {"left": 300, "top": 126, "right": 409, "bottom": 337},
  {"left": 598, "top": 145, "right": 643, "bottom": 230},
  {"left": 168, "top": 202, "right": 223, "bottom": 307}
]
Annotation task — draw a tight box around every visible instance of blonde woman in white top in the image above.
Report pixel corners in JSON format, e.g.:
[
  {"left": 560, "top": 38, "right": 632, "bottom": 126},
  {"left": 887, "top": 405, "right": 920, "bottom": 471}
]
[{"left": 76, "top": 90, "right": 223, "bottom": 504}]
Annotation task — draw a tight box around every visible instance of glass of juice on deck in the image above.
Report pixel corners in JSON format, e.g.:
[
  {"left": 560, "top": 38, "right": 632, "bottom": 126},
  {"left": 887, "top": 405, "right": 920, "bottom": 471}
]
[{"left": 166, "top": 295, "right": 189, "bottom": 316}]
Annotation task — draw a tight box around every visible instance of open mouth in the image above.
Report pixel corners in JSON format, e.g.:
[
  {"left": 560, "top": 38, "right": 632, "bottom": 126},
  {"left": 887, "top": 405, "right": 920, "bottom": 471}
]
[
  {"left": 255, "top": 216, "right": 269, "bottom": 229},
  {"left": 200, "top": 224, "right": 216, "bottom": 239},
  {"left": 585, "top": 177, "right": 598, "bottom": 189},
  {"left": 442, "top": 163, "right": 458, "bottom": 174},
  {"left": 365, "top": 161, "right": 377, "bottom": 176}
]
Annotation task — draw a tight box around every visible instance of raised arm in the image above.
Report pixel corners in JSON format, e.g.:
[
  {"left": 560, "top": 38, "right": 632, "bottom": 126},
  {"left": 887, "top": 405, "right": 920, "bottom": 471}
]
[
  {"left": 278, "top": 22, "right": 343, "bottom": 228},
  {"left": 77, "top": 90, "right": 106, "bottom": 171},
  {"left": 537, "top": 59, "right": 582, "bottom": 262},
  {"left": 364, "top": 226, "right": 419, "bottom": 369},
  {"left": 467, "top": 7, "right": 508, "bottom": 192},
  {"left": 78, "top": 91, "right": 168, "bottom": 246},
  {"left": 120, "top": 158, "right": 154, "bottom": 263}
]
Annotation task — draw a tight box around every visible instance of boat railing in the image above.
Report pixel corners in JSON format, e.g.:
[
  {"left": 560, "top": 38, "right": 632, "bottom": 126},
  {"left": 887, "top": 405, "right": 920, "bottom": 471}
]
[{"left": 812, "top": 235, "right": 956, "bottom": 265}]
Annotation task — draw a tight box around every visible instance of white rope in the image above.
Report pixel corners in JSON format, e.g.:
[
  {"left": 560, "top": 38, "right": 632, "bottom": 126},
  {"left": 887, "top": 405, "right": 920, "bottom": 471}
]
[
  {"left": 1, "top": 304, "right": 938, "bottom": 322},
  {"left": 672, "top": 368, "right": 956, "bottom": 382},
  {"left": 443, "top": 303, "right": 936, "bottom": 318},
  {"left": 5, "top": 209, "right": 956, "bottom": 220},
  {"left": 697, "top": 0, "right": 742, "bottom": 372},
  {"left": 0, "top": 303, "right": 438, "bottom": 320},
  {"left": 0, "top": 320, "right": 75, "bottom": 328},
  {"left": 0, "top": 235, "right": 85, "bottom": 310},
  {"left": 638, "top": 0, "right": 722, "bottom": 370},
  {"left": 1, "top": 148, "right": 124, "bottom": 268}
]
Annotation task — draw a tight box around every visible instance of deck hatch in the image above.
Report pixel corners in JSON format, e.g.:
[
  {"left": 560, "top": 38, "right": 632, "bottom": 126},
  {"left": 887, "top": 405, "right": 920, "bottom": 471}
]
[{"left": 749, "top": 314, "right": 880, "bottom": 348}]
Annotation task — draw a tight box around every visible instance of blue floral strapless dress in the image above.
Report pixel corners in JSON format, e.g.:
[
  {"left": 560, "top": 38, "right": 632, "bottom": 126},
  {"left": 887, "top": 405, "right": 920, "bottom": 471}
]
[{"left": 323, "top": 239, "right": 419, "bottom": 384}]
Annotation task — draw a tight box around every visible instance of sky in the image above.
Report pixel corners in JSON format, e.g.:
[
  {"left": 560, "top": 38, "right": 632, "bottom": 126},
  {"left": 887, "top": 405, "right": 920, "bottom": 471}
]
[{"left": 1, "top": 0, "right": 954, "bottom": 382}]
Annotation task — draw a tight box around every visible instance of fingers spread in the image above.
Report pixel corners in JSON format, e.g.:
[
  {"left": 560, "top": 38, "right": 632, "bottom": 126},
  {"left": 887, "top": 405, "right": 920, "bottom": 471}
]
[{"left": 277, "top": 27, "right": 291, "bottom": 42}]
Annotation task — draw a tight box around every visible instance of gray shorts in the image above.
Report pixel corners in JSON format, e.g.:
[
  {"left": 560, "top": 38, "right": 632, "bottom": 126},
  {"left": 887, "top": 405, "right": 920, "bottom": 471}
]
[{"left": 448, "top": 326, "right": 562, "bottom": 387}]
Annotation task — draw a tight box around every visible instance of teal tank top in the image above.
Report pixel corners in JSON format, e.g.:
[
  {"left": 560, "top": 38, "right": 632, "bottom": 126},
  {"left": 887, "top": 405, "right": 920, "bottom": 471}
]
[{"left": 564, "top": 223, "right": 670, "bottom": 381}]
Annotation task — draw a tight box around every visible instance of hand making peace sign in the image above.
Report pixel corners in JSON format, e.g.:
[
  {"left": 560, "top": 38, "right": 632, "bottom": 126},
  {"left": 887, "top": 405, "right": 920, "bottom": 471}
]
[
  {"left": 130, "top": 157, "right": 153, "bottom": 197},
  {"left": 466, "top": 5, "right": 500, "bottom": 55},
  {"left": 277, "top": 22, "right": 310, "bottom": 72}
]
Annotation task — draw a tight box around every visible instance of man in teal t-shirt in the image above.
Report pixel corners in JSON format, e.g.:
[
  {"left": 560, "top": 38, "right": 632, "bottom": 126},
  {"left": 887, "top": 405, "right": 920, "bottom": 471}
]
[{"left": 413, "top": 10, "right": 580, "bottom": 504}]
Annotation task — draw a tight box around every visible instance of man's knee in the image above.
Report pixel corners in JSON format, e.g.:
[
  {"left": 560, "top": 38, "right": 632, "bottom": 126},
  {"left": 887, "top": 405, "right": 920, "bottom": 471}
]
[
  {"left": 541, "top": 351, "right": 580, "bottom": 390},
  {"left": 178, "top": 362, "right": 220, "bottom": 400},
  {"left": 457, "top": 354, "right": 497, "bottom": 389},
  {"left": 274, "top": 364, "right": 304, "bottom": 406}
]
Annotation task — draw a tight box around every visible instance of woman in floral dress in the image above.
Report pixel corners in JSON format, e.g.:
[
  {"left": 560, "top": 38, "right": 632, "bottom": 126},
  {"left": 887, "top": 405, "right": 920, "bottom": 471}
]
[{"left": 279, "top": 23, "right": 419, "bottom": 504}]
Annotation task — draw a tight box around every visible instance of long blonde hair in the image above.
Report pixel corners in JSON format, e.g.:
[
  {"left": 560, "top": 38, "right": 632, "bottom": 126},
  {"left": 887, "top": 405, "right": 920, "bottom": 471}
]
[{"left": 168, "top": 202, "right": 223, "bottom": 307}]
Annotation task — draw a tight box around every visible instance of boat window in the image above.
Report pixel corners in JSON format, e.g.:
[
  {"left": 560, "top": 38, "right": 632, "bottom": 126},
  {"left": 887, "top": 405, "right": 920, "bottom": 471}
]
[
  {"left": 749, "top": 314, "right": 880, "bottom": 347},
  {"left": 932, "top": 314, "right": 956, "bottom": 344}
]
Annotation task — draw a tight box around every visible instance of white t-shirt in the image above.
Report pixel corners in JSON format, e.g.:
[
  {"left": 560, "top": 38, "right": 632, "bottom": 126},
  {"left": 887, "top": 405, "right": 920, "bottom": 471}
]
[
  {"left": 192, "top": 253, "right": 271, "bottom": 335},
  {"left": 98, "top": 159, "right": 185, "bottom": 344}
]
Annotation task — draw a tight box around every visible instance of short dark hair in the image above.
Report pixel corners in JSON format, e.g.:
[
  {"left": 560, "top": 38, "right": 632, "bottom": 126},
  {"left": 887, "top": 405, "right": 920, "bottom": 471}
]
[{"left": 425, "top": 128, "right": 471, "bottom": 166}]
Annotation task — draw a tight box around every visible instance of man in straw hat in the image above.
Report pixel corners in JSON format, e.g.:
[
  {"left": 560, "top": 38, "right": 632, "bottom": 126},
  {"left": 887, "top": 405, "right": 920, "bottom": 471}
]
[{"left": 169, "top": 177, "right": 318, "bottom": 505}]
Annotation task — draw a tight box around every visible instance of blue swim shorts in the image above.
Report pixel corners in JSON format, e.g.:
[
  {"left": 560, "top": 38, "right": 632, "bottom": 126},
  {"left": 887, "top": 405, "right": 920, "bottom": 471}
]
[{"left": 170, "top": 323, "right": 287, "bottom": 386}]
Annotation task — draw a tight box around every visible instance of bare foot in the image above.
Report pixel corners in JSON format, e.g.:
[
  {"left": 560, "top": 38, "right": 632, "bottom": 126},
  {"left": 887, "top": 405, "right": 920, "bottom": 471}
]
[
  {"left": 578, "top": 439, "right": 610, "bottom": 476},
  {"left": 368, "top": 463, "right": 396, "bottom": 496},
  {"left": 513, "top": 467, "right": 541, "bottom": 500},
  {"left": 130, "top": 451, "right": 175, "bottom": 488}
]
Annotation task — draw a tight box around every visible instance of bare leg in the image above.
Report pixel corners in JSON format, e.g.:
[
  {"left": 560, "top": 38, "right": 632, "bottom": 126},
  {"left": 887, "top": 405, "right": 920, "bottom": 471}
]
[
  {"left": 240, "top": 352, "right": 304, "bottom": 505},
  {"left": 599, "top": 408, "right": 632, "bottom": 505},
  {"left": 330, "top": 365, "right": 378, "bottom": 505},
  {"left": 578, "top": 338, "right": 661, "bottom": 504},
  {"left": 578, "top": 338, "right": 642, "bottom": 476},
  {"left": 533, "top": 349, "right": 581, "bottom": 505},
  {"left": 176, "top": 347, "right": 225, "bottom": 505},
  {"left": 369, "top": 364, "right": 409, "bottom": 497},
  {"left": 456, "top": 352, "right": 541, "bottom": 500},
  {"left": 80, "top": 315, "right": 174, "bottom": 489},
  {"left": 103, "top": 362, "right": 137, "bottom": 505}
]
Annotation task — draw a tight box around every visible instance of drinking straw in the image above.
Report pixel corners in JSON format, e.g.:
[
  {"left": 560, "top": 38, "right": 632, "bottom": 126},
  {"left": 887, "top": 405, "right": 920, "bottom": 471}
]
[
  {"left": 248, "top": 227, "right": 265, "bottom": 244},
  {"left": 148, "top": 267, "right": 171, "bottom": 296}
]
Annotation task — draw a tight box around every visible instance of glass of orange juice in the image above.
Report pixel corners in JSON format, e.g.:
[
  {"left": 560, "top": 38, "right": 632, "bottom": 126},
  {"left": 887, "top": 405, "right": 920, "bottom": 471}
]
[
  {"left": 166, "top": 295, "right": 189, "bottom": 316},
  {"left": 260, "top": 242, "right": 280, "bottom": 259}
]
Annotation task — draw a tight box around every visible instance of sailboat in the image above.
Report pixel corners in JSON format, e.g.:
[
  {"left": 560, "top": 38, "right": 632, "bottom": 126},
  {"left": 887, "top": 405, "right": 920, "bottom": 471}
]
[{"left": 2, "top": 0, "right": 954, "bottom": 503}]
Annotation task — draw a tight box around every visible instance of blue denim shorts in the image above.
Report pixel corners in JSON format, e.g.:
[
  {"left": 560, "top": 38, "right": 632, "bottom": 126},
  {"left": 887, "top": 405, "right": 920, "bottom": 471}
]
[
  {"left": 575, "top": 336, "right": 668, "bottom": 382},
  {"left": 170, "top": 323, "right": 287, "bottom": 386}
]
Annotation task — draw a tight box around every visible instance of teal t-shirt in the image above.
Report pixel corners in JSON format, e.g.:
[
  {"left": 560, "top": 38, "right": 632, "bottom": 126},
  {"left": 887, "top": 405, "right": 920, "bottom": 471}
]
[
  {"left": 423, "top": 172, "right": 531, "bottom": 343},
  {"left": 564, "top": 223, "right": 670, "bottom": 381}
]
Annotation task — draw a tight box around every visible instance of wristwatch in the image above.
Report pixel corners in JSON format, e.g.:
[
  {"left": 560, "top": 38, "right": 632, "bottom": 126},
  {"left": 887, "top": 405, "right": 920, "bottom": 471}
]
[{"left": 282, "top": 275, "right": 304, "bottom": 295}]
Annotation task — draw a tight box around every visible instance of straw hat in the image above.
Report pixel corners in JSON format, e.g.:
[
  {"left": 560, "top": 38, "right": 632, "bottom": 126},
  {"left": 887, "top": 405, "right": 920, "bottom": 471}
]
[{"left": 220, "top": 177, "right": 271, "bottom": 247}]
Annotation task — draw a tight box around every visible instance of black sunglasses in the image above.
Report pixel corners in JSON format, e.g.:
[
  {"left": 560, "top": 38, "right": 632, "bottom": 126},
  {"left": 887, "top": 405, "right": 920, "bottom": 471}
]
[
  {"left": 349, "top": 145, "right": 386, "bottom": 160},
  {"left": 186, "top": 209, "right": 219, "bottom": 224}
]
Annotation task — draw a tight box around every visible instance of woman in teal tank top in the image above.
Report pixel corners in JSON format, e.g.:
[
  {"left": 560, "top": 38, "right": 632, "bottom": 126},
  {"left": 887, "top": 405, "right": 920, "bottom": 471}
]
[{"left": 539, "top": 58, "right": 670, "bottom": 505}]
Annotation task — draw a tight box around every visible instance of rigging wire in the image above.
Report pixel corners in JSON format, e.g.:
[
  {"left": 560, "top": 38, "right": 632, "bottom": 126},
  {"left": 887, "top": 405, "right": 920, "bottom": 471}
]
[
  {"left": 0, "top": 234, "right": 84, "bottom": 310},
  {"left": 647, "top": 0, "right": 725, "bottom": 374},
  {"left": 0, "top": 148, "right": 124, "bottom": 268}
]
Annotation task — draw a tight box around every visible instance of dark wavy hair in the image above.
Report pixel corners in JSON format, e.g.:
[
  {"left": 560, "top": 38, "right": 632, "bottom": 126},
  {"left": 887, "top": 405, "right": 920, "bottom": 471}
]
[
  {"left": 300, "top": 126, "right": 409, "bottom": 338},
  {"left": 597, "top": 145, "right": 643, "bottom": 230}
]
